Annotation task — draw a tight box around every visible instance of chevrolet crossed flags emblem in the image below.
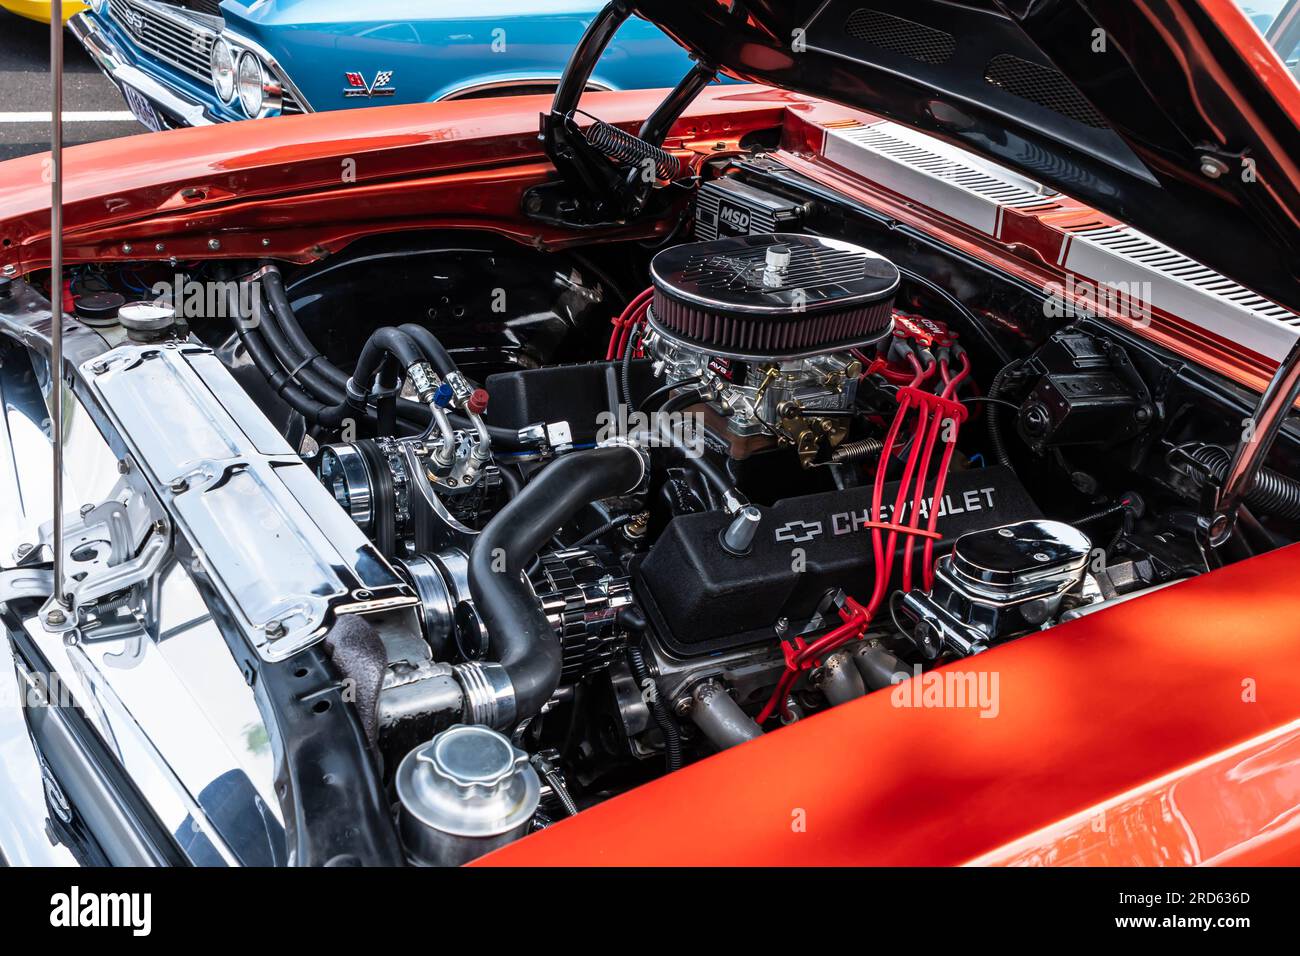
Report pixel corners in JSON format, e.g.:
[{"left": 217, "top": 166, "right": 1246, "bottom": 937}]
[
  {"left": 774, "top": 520, "right": 823, "bottom": 544},
  {"left": 343, "top": 70, "right": 396, "bottom": 98}
]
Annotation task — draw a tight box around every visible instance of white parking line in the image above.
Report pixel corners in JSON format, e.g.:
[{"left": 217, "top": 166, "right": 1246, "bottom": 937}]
[{"left": 0, "top": 111, "right": 135, "bottom": 122}]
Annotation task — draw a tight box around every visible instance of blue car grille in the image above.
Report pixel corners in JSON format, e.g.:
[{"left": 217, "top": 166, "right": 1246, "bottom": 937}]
[
  {"left": 109, "top": 0, "right": 216, "bottom": 85},
  {"left": 106, "top": 0, "right": 304, "bottom": 114},
  {"left": 168, "top": 0, "right": 223, "bottom": 15}
]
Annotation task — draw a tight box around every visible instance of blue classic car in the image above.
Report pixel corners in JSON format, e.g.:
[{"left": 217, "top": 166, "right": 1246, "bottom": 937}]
[{"left": 69, "top": 0, "right": 704, "bottom": 129}]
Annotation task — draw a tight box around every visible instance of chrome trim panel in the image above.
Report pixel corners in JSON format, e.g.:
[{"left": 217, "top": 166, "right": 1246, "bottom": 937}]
[
  {"left": 24, "top": 619, "right": 241, "bottom": 866},
  {"left": 82, "top": 343, "right": 417, "bottom": 661},
  {"left": 19, "top": 665, "right": 172, "bottom": 866},
  {"left": 1, "top": 290, "right": 292, "bottom": 866},
  {"left": 819, "top": 118, "right": 1300, "bottom": 362},
  {"left": 821, "top": 119, "right": 1059, "bottom": 236},
  {"left": 0, "top": 370, "right": 287, "bottom": 865},
  {"left": 438, "top": 76, "right": 614, "bottom": 101},
  {"left": 0, "top": 343, "right": 54, "bottom": 572},
  {"left": 1061, "top": 224, "right": 1300, "bottom": 363}
]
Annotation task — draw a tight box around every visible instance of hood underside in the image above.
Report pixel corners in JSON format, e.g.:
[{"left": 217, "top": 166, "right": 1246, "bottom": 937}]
[{"left": 634, "top": 0, "right": 1300, "bottom": 315}]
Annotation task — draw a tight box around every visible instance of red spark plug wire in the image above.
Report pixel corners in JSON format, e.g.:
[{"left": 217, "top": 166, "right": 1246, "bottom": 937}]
[
  {"left": 900, "top": 352, "right": 971, "bottom": 591},
  {"left": 921, "top": 351, "right": 972, "bottom": 589},
  {"left": 754, "top": 324, "right": 977, "bottom": 726},
  {"left": 606, "top": 287, "right": 653, "bottom": 361},
  {"left": 900, "top": 352, "right": 972, "bottom": 592},
  {"left": 902, "top": 397, "right": 944, "bottom": 593},
  {"left": 757, "top": 355, "right": 938, "bottom": 724},
  {"left": 941, "top": 349, "right": 972, "bottom": 400}
]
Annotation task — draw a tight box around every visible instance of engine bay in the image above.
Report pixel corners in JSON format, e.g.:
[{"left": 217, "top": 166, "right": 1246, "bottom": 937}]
[
  {"left": 4, "top": 40, "right": 1300, "bottom": 866},
  {"left": 14, "top": 139, "right": 1296, "bottom": 866}
]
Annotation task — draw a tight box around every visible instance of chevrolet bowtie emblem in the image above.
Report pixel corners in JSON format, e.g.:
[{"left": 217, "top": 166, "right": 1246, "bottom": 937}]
[{"left": 774, "top": 520, "right": 823, "bottom": 544}]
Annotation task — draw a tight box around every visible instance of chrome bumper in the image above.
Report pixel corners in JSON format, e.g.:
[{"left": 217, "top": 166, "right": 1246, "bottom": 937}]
[{"left": 68, "top": 12, "right": 214, "bottom": 128}]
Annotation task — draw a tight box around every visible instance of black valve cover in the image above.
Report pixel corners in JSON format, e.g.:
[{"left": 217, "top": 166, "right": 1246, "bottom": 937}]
[{"left": 635, "top": 465, "right": 1040, "bottom": 656}]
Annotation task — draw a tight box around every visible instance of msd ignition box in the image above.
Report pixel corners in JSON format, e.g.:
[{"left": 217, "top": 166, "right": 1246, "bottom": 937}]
[
  {"left": 693, "top": 177, "right": 806, "bottom": 240},
  {"left": 635, "top": 466, "right": 1039, "bottom": 655}
]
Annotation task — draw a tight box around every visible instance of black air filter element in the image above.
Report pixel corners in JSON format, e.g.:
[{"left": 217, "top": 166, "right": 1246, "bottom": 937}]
[{"left": 648, "top": 233, "right": 898, "bottom": 358}]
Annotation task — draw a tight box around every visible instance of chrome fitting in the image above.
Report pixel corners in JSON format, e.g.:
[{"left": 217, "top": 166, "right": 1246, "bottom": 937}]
[
  {"left": 443, "top": 370, "right": 474, "bottom": 406},
  {"left": 721, "top": 505, "right": 762, "bottom": 554},
  {"left": 344, "top": 376, "right": 368, "bottom": 404},
  {"left": 517, "top": 423, "right": 548, "bottom": 448},
  {"left": 453, "top": 661, "right": 517, "bottom": 730},
  {"left": 407, "top": 361, "right": 441, "bottom": 404}
]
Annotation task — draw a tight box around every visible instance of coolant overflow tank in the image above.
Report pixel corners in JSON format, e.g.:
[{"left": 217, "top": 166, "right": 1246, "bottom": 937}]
[{"left": 396, "top": 725, "right": 540, "bottom": 866}]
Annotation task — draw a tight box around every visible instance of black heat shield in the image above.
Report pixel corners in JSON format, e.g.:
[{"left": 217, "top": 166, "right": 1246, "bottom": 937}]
[{"left": 630, "top": 0, "right": 1300, "bottom": 315}]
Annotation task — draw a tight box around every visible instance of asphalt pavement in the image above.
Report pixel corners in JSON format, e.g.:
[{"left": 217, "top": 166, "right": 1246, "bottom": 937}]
[{"left": 0, "top": 9, "right": 142, "bottom": 163}]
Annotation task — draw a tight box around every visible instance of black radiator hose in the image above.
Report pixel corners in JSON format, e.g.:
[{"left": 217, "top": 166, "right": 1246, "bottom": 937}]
[
  {"left": 254, "top": 294, "right": 343, "bottom": 403},
  {"left": 260, "top": 266, "right": 349, "bottom": 392},
  {"left": 232, "top": 271, "right": 418, "bottom": 425},
  {"left": 350, "top": 327, "right": 424, "bottom": 388},
  {"left": 256, "top": 266, "right": 535, "bottom": 447},
  {"left": 469, "top": 445, "right": 645, "bottom": 719},
  {"left": 398, "top": 323, "right": 458, "bottom": 377},
  {"left": 1184, "top": 444, "right": 1300, "bottom": 521},
  {"left": 227, "top": 283, "right": 355, "bottom": 426}
]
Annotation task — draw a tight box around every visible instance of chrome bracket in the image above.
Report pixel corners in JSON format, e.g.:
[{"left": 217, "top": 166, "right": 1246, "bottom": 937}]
[{"left": 30, "top": 476, "right": 168, "bottom": 634}]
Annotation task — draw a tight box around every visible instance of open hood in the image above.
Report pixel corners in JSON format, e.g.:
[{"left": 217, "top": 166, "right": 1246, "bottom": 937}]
[{"left": 633, "top": 0, "right": 1300, "bottom": 315}]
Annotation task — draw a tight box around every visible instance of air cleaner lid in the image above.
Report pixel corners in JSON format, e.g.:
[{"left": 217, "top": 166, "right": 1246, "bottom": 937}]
[
  {"left": 648, "top": 233, "right": 899, "bottom": 357},
  {"left": 650, "top": 233, "right": 898, "bottom": 316}
]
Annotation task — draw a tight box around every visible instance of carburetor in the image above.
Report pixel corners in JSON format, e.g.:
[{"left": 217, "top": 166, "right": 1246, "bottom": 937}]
[
  {"left": 641, "top": 233, "right": 898, "bottom": 466},
  {"left": 646, "top": 335, "right": 865, "bottom": 465}
]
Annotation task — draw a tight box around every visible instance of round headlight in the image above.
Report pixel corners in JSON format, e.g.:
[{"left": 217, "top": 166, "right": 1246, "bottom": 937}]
[
  {"left": 210, "top": 39, "right": 236, "bottom": 104},
  {"left": 236, "top": 51, "right": 265, "bottom": 117}
]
